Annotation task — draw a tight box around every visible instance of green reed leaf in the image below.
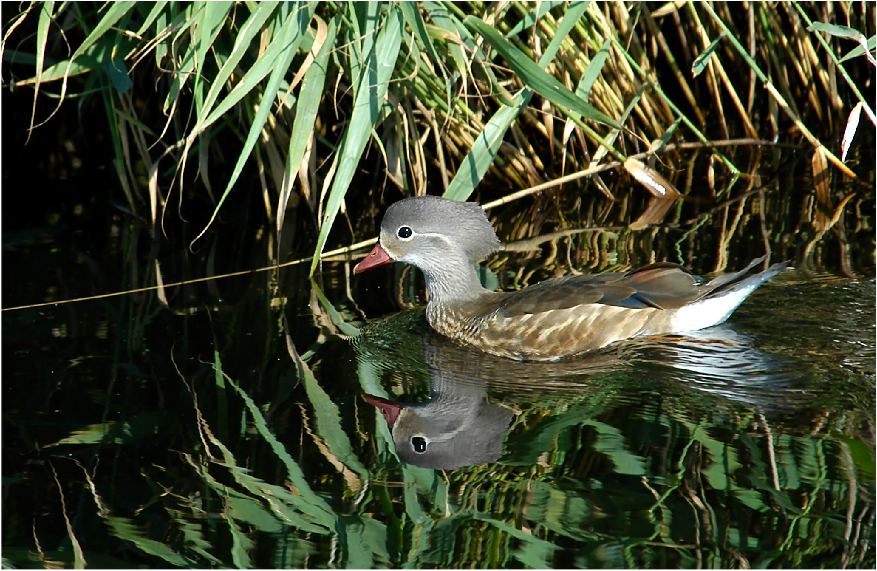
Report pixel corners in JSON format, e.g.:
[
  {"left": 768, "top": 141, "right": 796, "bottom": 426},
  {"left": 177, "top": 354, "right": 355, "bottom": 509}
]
[
  {"left": 197, "top": 2, "right": 278, "bottom": 123},
  {"left": 837, "top": 435, "right": 876, "bottom": 478},
  {"left": 134, "top": 1, "right": 168, "bottom": 37},
  {"left": 193, "top": 1, "right": 232, "bottom": 112},
  {"left": 172, "top": 517, "right": 223, "bottom": 565},
  {"left": 584, "top": 420, "right": 647, "bottom": 475},
  {"left": 577, "top": 40, "right": 610, "bottom": 102},
  {"left": 443, "top": 2, "right": 595, "bottom": 202},
  {"left": 279, "top": 17, "right": 337, "bottom": 234},
  {"left": 442, "top": 102, "right": 524, "bottom": 202},
  {"left": 194, "top": 5, "right": 312, "bottom": 246},
  {"left": 839, "top": 34, "right": 876, "bottom": 62},
  {"left": 464, "top": 15, "right": 618, "bottom": 128},
  {"left": 692, "top": 31, "right": 725, "bottom": 77},
  {"left": 310, "top": 5, "right": 403, "bottom": 275},
  {"left": 422, "top": 1, "right": 469, "bottom": 83},
  {"left": 505, "top": 1, "right": 568, "bottom": 38},
  {"left": 221, "top": 369, "right": 336, "bottom": 529},
  {"left": 807, "top": 21, "right": 868, "bottom": 41}
]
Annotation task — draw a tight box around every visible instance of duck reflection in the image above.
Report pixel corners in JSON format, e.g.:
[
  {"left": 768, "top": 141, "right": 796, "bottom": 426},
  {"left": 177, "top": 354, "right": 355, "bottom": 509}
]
[
  {"left": 356, "top": 310, "right": 805, "bottom": 470},
  {"left": 362, "top": 382, "right": 512, "bottom": 470},
  {"left": 356, "top": 316, "right": 629, "bottom": 469}
]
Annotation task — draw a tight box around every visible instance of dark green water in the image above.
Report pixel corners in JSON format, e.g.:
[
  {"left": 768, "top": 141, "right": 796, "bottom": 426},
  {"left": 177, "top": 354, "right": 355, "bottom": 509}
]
[
  {"left": 2, "top": 121, "right": 876, "bottom": 569},
  {"left": 3, "top": 202, "right": 875, "bottom": 568}
]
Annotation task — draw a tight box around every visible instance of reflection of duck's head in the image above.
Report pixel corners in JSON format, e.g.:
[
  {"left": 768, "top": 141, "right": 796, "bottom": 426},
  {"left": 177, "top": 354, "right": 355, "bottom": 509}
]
[{"left": 363, "top": 387, "right": 513, "bottom": 470}]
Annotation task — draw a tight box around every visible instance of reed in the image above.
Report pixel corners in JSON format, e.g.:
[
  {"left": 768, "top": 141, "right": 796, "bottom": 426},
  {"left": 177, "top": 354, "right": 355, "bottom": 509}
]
[{"left": 4, "top": 1, "right": 873, "bottom": 275}]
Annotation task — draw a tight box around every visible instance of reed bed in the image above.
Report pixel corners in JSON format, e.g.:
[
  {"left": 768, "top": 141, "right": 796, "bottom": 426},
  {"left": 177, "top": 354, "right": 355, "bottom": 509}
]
[{"left": 4, "top": 1, "right": 874, "bottom": 276}]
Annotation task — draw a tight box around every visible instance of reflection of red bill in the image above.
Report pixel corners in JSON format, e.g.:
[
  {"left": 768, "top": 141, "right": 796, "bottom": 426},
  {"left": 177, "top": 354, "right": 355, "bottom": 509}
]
[
  {"left": 361, "top": 393, "right": 403, "bottom": 428},
  {"left": 353, "top": 243, "right": 394, "bottom": 274}
]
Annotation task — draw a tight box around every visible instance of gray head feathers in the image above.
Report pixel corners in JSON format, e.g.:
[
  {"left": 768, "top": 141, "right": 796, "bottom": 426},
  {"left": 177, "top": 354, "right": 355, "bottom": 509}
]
[{"left": 381, "top": 196, "right": 500, "bottom": 263}]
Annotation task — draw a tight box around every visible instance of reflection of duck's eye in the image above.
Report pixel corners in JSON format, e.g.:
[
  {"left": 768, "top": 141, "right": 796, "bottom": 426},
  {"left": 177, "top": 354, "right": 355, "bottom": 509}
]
[{"left": 411, "top": 436, "right": 428, "bottom": 454}]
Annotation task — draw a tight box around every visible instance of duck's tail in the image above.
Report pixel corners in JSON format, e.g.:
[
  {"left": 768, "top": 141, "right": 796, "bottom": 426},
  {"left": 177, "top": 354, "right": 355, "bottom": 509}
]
[{"left": 671, "top": 256, "right": 789, "bottom": 332}]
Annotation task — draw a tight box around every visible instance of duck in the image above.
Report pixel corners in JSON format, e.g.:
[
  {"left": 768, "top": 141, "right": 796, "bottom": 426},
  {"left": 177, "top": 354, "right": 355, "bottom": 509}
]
[{"left": 353, "top": 196, "right": 788, "bottom": 361}]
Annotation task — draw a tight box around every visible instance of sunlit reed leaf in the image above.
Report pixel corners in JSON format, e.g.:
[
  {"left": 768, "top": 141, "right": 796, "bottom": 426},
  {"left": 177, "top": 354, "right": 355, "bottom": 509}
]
[
  {"left": 106, "top": 516, "right": 190, "bottom": 567},
  {"left": 196, "top": 3, "right": 278, "bottom": 123},
  {"left": 442, "top": 103, "right": 524, "bottom": 202},
  {"left": 399, "top": 2, "right": 448, "bottom": 86},
  {"left": 133, "top": 1, "right": 169, "bottom": 37},
  {"left": 592, "top": 86, "right": 644, "bottom": 166},
  {"left": 623, "top": 157, "right": 680, "bottom": 198},
  {"left": 464, "top": 15, "right": 619, "bottom": 128},
  {"left": 192, "top": 5, "right": 313, "bottom": 246},
  {"left": 839, "top": 34, "right": 877, "bottom": 63},
  {"left": 159, "top": 7, "right": 198, "bottom": 112},
  {"left": 26, "top": 1, "right": 54, "bottom": 140},
  {"left": 192, "top": 1, "right": 233, "bottom": 112},
  {"left": 841, "top": 101, "right": 863, "bottom": 162},
  {"left": 578, "top": 39, "right": 611, "bottom": 102},
  {"left": 35, "top": 1, "right": 134, "bottom": 128},
  {"left": 691, "top": 31, "right": 725, "bottom": 77},
  {"left": 807, "top": 21, "right": 870, "bottom": 42},
  {"left": 310, "top": 5, "right": 404, "bottom": 275},
  {"left": 421, "top": 2, "right": 469, "bottom": 86}
]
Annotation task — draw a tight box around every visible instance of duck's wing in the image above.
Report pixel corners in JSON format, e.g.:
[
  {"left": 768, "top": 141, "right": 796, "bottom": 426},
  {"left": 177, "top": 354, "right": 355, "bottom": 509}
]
[{"left": 497, "top": 263, "right": 701, "bottom": 316}]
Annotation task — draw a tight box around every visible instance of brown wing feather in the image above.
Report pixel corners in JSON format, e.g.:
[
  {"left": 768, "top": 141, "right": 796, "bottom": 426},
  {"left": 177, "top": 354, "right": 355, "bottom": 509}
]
[
  {"left": 622, "top": 263, "right": 700, "bottom": 309},
  {"left": 497, "top": 264, "right": 701, "bottom": 316}
]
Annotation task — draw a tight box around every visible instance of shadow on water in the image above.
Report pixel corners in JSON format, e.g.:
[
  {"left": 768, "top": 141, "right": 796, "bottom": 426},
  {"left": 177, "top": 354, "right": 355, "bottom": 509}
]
[{"left": 3, "top": 144, "right": 875, "bottom": 567}]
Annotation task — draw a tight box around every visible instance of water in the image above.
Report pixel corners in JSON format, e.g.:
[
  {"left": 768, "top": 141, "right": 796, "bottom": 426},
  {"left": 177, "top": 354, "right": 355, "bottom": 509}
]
[
  {"left": 2, "top": 148, "right": 875, "bottom": 567},
  {"left": 4, "top": 250, "right": 874, "bottom": 567}
]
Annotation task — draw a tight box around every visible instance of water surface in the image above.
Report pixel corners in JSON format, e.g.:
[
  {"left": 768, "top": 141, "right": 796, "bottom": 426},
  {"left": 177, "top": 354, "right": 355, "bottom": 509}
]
[{"left": 2, "top": 153, "right": 875, "bottom": 568}]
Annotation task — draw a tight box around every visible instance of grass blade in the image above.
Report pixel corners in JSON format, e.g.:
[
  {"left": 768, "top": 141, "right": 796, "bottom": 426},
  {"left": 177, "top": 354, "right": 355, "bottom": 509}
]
[
  {"left": 464, "top": 15, "right": 619, "bottom": 128},
  {"left": 310, "top": 5, "right": 404, "bottom": 275},
  {"left": 692, "top": 31, "right": 725, "bottom": 77},
  {"left": 191, "top": 5, "right": 313, "bottom": 246},
  {"left": 278, "top": 16, "right": 336, "bottom": 237}
]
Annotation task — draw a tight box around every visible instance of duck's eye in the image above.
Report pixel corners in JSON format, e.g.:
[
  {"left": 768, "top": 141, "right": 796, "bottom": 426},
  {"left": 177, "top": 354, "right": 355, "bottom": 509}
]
[
  {"left": 411, "top": 436, "right": 428, "bottom": 454},
  {"left": 397, "top": 226, "right": 413, "bottom": 240}
]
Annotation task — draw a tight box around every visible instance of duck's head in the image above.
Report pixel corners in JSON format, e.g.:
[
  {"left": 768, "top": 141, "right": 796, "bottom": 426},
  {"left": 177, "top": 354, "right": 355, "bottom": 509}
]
[{"left": 353, "top": 196, "right": 500, "bottom": 276}]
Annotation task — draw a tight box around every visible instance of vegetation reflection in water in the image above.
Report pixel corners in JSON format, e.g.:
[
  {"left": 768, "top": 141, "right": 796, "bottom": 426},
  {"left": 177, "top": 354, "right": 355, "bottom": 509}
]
[{"left": 5, "top": 270, "right": 872, "bottom": 568}]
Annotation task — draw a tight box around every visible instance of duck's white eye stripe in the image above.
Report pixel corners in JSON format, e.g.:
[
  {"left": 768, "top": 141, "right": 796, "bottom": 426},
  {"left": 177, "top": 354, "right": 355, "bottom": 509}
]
[{"left": 397, "top": 226, "right": 413, "bottom": 239}]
